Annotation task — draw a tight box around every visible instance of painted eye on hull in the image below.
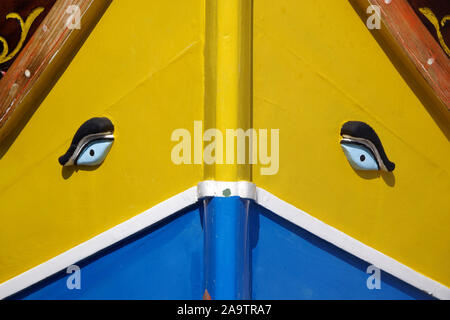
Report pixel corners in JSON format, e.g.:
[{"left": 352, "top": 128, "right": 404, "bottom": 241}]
[
  {"left": 76, "top": 139, "right": 114, "bottom": 166},
  {"left": 340, "top": 142, "right": 379, "bottom": 171},
  {"left": 59, "top": 117, "right": 115, "bottom": 167},
  {"left": 340, "top": 121, "right": 395, "bottom": 172}
]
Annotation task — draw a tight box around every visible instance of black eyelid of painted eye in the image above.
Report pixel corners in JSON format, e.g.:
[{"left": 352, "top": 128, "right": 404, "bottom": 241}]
[{"left": 341, "top": 121, "right": 395, "bottom": 172}]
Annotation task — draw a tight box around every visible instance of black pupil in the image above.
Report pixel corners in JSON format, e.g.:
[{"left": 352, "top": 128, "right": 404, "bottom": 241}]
[
  {"left": 90, "top": 149, "right": 95, "bottom": 156},
  {"left": 360, "top": 154, "right": 366, "bottom": 162}
]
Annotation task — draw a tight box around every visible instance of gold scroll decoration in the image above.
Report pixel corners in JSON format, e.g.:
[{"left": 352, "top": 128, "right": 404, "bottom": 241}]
[
  {"left": 0, "top": 7, "right": 45, "bottom": 64},
  {"left": 419, "top": 7, "right": 450, "bottom": 57}
]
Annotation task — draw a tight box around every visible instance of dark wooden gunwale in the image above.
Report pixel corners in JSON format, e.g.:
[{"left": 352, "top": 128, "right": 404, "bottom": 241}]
[
  {"left": 368, "top": 0, "right": 449, "bottom": 110},
  {"left": 0, "top": 0, "right": 111, "bottom": 143}
]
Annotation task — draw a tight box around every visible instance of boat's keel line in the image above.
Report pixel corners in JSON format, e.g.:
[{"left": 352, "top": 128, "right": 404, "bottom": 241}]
[
  {"left": 0, "top": 181, "right": 448, "bottom": 299},
  {"left": 202, "top": 196, "right": 252, "bottom": 300}
]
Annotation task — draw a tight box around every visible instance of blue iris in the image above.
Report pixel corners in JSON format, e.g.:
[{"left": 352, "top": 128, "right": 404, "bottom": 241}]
[
  {"left": 340, "top": 142, "right": 379, "bottom": 171},
  {"left": 76, "top": 139, "right": 113, "bottom": 166}
]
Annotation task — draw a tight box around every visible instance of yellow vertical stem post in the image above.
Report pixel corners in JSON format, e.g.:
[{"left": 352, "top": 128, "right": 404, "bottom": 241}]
[{"left": 204, "top": 0, "right": 253, "bottom": 182}]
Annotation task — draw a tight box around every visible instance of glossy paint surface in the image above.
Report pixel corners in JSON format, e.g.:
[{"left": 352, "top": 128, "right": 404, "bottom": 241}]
[
  {"left": 1, "top": 0, "right": 448, "bottom": 295},
  {"left": 253, "top": 0, "right": 450, "bottom": 287},
  {"left": 250, "top": 204, "right": 434, "bottom": 300},
  {"left": 0, "top": 0, "right": 204, "bottom": 283},
  {"left": 10, "top": 205, "right": 203, "bottom": 300},
  {"left": 8, "top": 200, "right": 435, "bottom": 300},
  {"left": 203, "top": 197, "right": 251, "bottom": 299}
]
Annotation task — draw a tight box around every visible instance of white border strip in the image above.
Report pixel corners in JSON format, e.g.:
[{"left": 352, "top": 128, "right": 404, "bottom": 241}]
[
  {"left": 197, "top": 180, "right": 256, "bottom": 200},
  {"left": 0, "top": 186, "right": 198, "bottom": 299},
  {"left": 256, "top": 187, "right": 450, "bottom": 300}
]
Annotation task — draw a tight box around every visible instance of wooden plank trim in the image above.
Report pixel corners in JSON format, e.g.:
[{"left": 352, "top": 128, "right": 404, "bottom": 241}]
[
  {"left": 369, "top": 0, "right": 450, "bottom": 110},
  {"left": 0, "top": 0, "right": 110, "bottom": 143}
]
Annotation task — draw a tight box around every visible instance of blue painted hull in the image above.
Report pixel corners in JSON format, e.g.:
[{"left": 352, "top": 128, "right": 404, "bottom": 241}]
[{"left": 9, "top": 199, "right": 434, "bottom": 300}]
